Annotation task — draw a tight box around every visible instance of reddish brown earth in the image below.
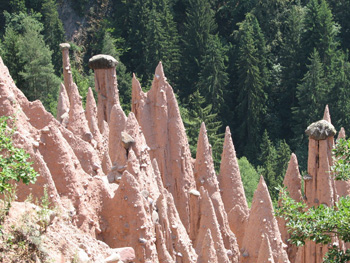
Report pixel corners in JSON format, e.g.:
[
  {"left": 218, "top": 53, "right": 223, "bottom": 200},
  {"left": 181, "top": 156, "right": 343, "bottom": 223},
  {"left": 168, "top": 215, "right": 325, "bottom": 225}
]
[{"left": 0, "top": 45, "right": 348, "bottom": 262}]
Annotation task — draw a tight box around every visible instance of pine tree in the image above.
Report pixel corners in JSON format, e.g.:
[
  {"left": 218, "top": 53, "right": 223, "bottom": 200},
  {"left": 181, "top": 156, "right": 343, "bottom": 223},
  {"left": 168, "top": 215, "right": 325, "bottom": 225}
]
[
  {"left": 196, "top": 34, "right": 228, "bottom": 113},
  {"left": 238, "top": 156, "right": 260, "bottom": 205},
  {"left": 2, "top": 12, "right": 60, "bottom": 114},
  {"left": 124, "top": 0, "right": 180, "bottom": 87},
  {"left": 258, "top": 130, "right": 278, "bottom": 200},
  {"left": 183, "top": 90, "right": 224, "bottom": 170},
  {"left": 275, "top": 139, "right": 291, "bottom": 187},
  {"left": 302, "top": 0, "right": 339, "bottom": 71},
  {"left": 251, "top": 0, "right": 290, "bottom": 56},
  {"left": 146, "top": 0, "right": 180, "bottom": 86},
  {"left": 329, "top": 54, "right": 350, "bottom": 131},
  {"left": 41, "top": 0, "right": 65, "bottom": 74},
  {"left": 234, "top": 13, "right": 268, "bottom": 160},
  {"left": 279, "top": 4, "right": 305, "bottom": 141},
  {"left": 181, "top": 0, "right": 217, "bottom": 98},
  {"left": 292, "top": 49, "right": 329, "bottom": 167},
  {"left": 0, "top": 26, "right": 23, "bottom": 85},
  {"left": 101, "top": 31, "right": 132, "bottom": 113},
  {"left": 329, "top": 0, "right": 350, "bottom": 51}
]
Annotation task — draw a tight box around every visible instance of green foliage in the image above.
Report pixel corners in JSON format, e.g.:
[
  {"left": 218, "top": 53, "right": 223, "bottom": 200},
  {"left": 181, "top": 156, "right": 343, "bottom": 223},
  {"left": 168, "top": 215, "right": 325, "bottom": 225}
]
[
  {"left": 101, "top": 31, "right": 132, "bottom": 113},
  {"left": 238, "top": 156, "right": 260, "bottom": 206},
  {"left": 197, "top": 34, "right": 228, "bottom": 112},
  {"left": 41, "top": 0, "right": 65, "bottom": 74},
  {"left": 277, "top": 138, "right": 350, "bottom": 262},
  {"left": 292, "top": 50, "right": 329, "bottom": 161},
  {"left": 302, "top": 0, "right": 339, "bottom": 68},
  {"left": 234, "top": 13, "right": 268, "bottom": 159},
  {"left": 71, "top": 66, "right": 94, "bottom": 108},
  {"left": 258, "top": 130, "right": 291, "bottom": 201},
  {"left": 183, "top": 90, "right": 224, "bottom": 170},
  {"left": 1, "top": 12, "right": 60, "bottom": 114},
  {"left": 181, "top": 0, "right": 217, "bottom": 97},
  {"left": 331, "top": 138, "right": 350, "bottom": 181},
  {"left": 0, "top": 116, "right": 38, "bottom": 194},
  {"left": 277, "top": 189, "right": 350, "bottom": 262}
]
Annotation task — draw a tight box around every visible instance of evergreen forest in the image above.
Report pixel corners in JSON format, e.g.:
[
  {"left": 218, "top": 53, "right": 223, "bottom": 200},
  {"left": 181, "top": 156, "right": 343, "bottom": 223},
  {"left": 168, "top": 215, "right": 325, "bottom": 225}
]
[{"left": 1, "top": 0, "right": 350, "bottom": 202}]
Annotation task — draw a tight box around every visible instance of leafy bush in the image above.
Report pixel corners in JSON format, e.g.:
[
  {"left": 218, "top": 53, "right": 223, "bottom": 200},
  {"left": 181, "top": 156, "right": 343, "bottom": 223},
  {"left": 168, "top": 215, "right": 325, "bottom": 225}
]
[
  {"left": 277, "top": 138, "right": 350, "bottom": 262},
  {"left": 0, "top": 116, "right": 38, "bottom": 194},
  {"left": 238, "top": 156, "right": 260, "bottom": 206}
]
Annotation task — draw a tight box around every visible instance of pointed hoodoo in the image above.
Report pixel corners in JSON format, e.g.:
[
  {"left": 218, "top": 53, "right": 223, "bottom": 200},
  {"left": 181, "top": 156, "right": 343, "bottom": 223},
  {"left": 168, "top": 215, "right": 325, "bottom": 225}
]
[
  {"left": 323, "top": 104, "right": 331, "bottom": 123},
  {"left": 57, "top": 83, "right": 70, "bottom": 127},
  {"left": 218, "top": 126, "right": 249, "bottom": 246},
  {"left": 257, "top": 235, "right": 275, "bottom": 263},
  {"left": 338, "top": 127, "right": 346, "bottom": 140},
  {"left": 131, "top": 63, "right": 196, "bottom": 230},
  {"left": 86, "top": 88, "right": 101, "bottom": 139},
  {"left": 59, "top": 43, "right": 91, "bottom": 142},
  {"left": 194, "top": 123, "right": 240, "bottom": 260},
  {"left": 283, "top": 153, "right": 303, "bottom": 202},
  {"left": 101, "top": 171, "right": 159, "bottom": 263},
  {"left": 195, "top": 188, "right": 230, "bottom": 263},
  {"left": 219, "top": 126, "right": 248, "bottom": 213},
  {"left": 241, "top": 176, "right": 289, "bottom": 263},
  {"left": 194, "top": 122, "right": 219, "bottom": 194},
  {"left": 278, "top": 153, "right": 302, "bottom": 262},
  {"left": 108, "top": 103, "right": 127, "bottom": 170},
  {"left": 301, "top": 114, "right": 337, "bottom": 263},
  {"left": 88, "top": 54, "right": 119, "bottom": 132},
  {"left": 197, "top": 229, "right": 218, "bottom": 263},
  {"left": 59, "top": 43, "right": 74, "bottom": 93}
]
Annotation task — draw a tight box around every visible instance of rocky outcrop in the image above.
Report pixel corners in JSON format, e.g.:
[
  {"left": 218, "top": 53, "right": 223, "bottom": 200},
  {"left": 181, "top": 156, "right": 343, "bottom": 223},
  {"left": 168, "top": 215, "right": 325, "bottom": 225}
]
[
  {"left": 89, "top": 54, "right": 119, "bottom": 132},
  {"left": 1, "top": 46, "right": 347, "bottom": 263},
  {"left": 60, "top": 43, "right": 92, "bottom": 142},
  {"left": 131, "top": 62, "right": 196, "bottom": 230},
  {"left": 57, "top": 83, "right": 70, "bottom": 127},
  {"left": 218, "top": 126, "right": 249, "bottom": 247},
  {"left": 241, "top": 176, "right": 289, "bottom": 263},
  {"left": 299, "top": 106, "right": 337, "bottom": 263},
  {"left": 278, "top": 153, "right": 302, "bottom": 263},
  {"left": 194, "top": 123, "right": 240, "bottom": 262}
]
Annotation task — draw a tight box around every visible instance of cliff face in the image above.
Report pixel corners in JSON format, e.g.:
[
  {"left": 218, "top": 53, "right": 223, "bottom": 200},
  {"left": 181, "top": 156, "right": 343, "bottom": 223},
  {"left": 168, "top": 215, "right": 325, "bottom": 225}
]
[{"left": 0, "top": 45, "right": 347, "bottom": 262}]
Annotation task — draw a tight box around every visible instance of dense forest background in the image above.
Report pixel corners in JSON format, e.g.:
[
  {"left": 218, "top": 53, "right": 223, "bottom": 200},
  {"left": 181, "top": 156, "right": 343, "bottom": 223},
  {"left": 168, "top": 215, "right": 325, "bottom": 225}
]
[{"left": 1, "top": 0, "right": 350, "bottom": 202}]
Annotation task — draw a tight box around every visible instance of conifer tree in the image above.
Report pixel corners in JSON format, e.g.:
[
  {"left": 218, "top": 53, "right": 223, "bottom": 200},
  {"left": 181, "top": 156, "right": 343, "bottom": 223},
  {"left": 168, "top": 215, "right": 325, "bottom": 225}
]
[
  {"left": 275, "top": 139, "right": 291, "bottom": 186},
  {"left": 329, "top": 55, "right": 350, "bottom": 131},
  {"left": 196, "top": 34, "right": 228, "bottom": 113},
  {"left": 0, "top": 26, "right": 22, "bottom": 85},
  {"left": 1, "top": 12, "right": 60, "bottom": 114},
  {"left": 279, "top": 4, "right": 305, "bottom": 140},
  {"left": 124, "top": 0, "right": 180, "bottom": 87},
  {"left": 145, "top": 0, "right": 180, "bottom": 86},
  {"left": 101, "top": 31, "right": 132, "bottom": 113},
  {"left": 181, "top": 0, "right": 217, "bottom": 98},
  {"left": 292, "top": 50, "right": 329, "bottom": 165},
  {"left": 258, "top": 130, "right": 278, "bottom": 200},
  {"left": 183, "top": 90, "right": 224, "bottom": 170},
  {"left": 302, "top": 0, "right": 339, "bottom": 71},
  {"left": 238, "top": 156, "right": 260, "bottom": 205},
  {"left": 234, "top": 13, "right": 268, "bottom": 159},
  {"left": 41, "top": 0, "right": 65, "bottom": 74}
]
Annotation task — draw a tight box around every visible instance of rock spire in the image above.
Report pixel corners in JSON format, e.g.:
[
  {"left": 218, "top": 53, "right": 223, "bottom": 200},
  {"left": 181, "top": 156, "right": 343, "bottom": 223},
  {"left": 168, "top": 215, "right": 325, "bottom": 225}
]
[
  {"left": 88, "top": 54, "right": 119, "bottom": 132},
  {"left": 241, "top": 176, "right": 289, "bottom": 263},
  {"left": 218, "top": 126, "right": 249, "bottom": 247}
]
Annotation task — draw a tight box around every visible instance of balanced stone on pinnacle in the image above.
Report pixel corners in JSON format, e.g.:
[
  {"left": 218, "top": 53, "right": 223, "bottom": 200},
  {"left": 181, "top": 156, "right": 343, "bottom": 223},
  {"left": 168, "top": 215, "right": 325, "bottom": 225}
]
[
  {"left": 89, "top": 54, "right": 120, "bottom": 131},
  {"left": 88, "top": 54, "right": 118, "bottom": 69},
  {"left": 305, "top": 120, "right": 336, "bottom": 140},
  {"left": 59, "top": 43, "right": 70, "bottom": 50}
]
